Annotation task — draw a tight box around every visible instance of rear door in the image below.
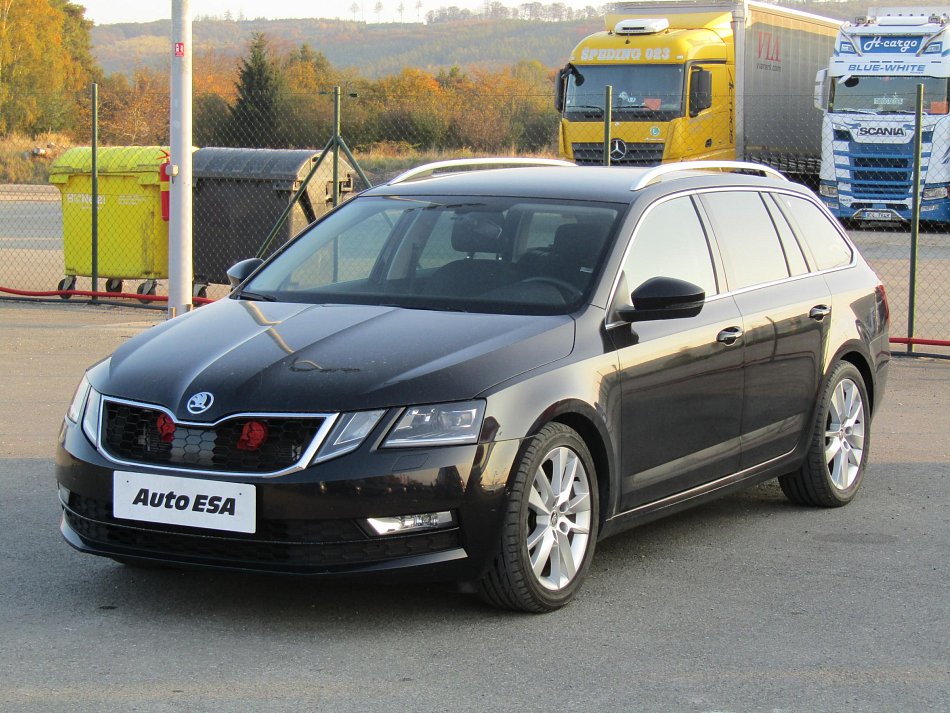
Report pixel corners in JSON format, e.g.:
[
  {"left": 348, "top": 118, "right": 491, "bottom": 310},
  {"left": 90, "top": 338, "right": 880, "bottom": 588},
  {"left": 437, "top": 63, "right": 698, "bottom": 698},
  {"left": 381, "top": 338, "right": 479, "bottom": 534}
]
[
  {"left": 699, "top": 189, "right": 832, "bottom": 469},
  {"left": 609, "top": 195, "right": 744, "bottom": 511}
]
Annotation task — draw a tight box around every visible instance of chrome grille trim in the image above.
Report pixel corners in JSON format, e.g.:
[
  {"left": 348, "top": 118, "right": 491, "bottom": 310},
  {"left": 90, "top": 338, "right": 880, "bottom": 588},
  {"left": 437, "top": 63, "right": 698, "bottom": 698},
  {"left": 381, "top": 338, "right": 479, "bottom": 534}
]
[{"left": 94, "top": 394, "right": 340, "bottom": 479}]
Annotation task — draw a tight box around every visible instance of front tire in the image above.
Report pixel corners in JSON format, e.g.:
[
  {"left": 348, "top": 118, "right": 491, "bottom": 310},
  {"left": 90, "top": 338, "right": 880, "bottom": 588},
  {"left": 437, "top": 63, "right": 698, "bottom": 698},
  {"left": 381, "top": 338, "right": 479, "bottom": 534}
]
[
  {"left": 478, "top": 423, "right": 599, "bottom": 612},
  {"left": 780, "top": 361, "right": 870, "bottom": 507}
]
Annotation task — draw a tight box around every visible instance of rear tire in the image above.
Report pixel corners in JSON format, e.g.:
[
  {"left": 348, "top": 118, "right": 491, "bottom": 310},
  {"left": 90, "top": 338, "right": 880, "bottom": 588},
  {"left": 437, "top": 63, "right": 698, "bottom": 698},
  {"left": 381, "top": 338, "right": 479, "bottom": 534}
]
[
  {"left": 780, "top": 361, "right": 870, "bottom": 507},
  {"left": 477, "top": 423, "right": 599, "bottom": 612}
]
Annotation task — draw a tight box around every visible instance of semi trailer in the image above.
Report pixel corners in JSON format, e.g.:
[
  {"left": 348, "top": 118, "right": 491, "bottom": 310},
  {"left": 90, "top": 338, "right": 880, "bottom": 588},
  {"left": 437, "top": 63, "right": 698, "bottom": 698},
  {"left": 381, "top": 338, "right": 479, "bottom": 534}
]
[{"left": 556, "top": 0, "right": 840, "bottom": 184}]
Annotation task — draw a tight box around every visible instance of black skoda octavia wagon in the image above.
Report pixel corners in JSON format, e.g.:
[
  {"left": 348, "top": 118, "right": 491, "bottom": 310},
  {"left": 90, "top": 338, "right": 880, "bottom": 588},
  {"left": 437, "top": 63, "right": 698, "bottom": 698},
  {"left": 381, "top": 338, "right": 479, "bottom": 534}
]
[{"left": 57, "top": 160, "right": 890, "bottom": 611}]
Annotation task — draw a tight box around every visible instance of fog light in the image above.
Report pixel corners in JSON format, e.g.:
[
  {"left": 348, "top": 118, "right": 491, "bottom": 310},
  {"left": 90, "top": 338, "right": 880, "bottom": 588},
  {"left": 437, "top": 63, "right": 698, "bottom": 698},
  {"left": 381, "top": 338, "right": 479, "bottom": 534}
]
[
  {"left": 922, "top": 186, "right": 948, "bottom": 200},
  {"left": 365, "top": 511, "right": 455, "bottom": 536},
  {"left": 819, "top": 183, "right": 838, "bottom": 198}
]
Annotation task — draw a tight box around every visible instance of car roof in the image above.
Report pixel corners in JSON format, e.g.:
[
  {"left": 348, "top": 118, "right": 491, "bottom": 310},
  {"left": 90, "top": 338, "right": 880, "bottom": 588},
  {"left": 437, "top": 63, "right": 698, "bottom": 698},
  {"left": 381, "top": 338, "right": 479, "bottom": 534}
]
[{"left": 361, "top": 163, "right": 812, "bottom": 204}]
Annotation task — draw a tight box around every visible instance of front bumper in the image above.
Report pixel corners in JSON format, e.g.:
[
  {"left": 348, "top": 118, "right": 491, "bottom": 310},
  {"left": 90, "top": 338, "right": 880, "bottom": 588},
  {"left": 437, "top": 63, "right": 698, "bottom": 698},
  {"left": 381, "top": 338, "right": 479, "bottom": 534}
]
[{"left": 55, "top": 418, "right": 521, "bottom": 580}]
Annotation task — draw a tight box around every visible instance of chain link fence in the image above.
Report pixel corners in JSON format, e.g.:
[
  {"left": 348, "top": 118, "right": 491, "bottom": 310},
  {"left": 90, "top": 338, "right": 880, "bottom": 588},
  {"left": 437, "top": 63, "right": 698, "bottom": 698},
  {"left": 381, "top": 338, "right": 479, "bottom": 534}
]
[{"left": 0, "top": 86, "right": 947, "bottom": 356}]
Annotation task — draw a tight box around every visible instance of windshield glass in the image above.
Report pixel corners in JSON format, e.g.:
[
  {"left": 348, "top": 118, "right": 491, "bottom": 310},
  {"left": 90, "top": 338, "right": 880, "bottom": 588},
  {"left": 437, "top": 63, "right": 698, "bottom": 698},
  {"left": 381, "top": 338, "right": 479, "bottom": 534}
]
[
  {"left": 565, "top": 64, "right": 685, "bottom": 120},
  {"left": 242, "top": 195, "right": 625, "bottom": 315},
  {"left": 830, "top": 75, "right": 950, "bottom": 115}
]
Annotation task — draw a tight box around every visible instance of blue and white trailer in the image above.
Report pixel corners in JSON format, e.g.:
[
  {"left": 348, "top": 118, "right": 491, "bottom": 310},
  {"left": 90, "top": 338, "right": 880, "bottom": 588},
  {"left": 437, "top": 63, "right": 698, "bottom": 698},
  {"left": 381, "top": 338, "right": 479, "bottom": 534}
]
[{"left": 816, "top": 7, "right": 950, "bottom": 223}]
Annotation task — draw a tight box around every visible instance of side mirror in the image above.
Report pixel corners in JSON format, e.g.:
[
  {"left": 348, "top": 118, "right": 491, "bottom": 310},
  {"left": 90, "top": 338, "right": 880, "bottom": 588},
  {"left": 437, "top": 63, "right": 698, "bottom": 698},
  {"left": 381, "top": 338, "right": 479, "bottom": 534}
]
[
  {"left": 555, "top": 65, "right": 569, "bottom": 113},
  {"left": 616, "top": 276, "right": 705, "bottom": 322},
  {"left": 689, "top": 68, "right": 712, "bottom": 117},
  {"left": 814, "top": 68, "right": 829, "bottom": 111},
  {"left": 226, "top": 258, "right": 264, "bottom": 288}
]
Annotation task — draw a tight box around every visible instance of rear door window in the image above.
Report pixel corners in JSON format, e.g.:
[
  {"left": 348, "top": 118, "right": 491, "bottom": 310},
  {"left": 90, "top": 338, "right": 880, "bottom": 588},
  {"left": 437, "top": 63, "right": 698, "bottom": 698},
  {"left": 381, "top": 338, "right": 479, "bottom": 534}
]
[
  {"left": 763, "top": 194, "right": 810, "bottom": 276},
  {"left": 700, "top": 191, "right": 790, "bottom": 291}
]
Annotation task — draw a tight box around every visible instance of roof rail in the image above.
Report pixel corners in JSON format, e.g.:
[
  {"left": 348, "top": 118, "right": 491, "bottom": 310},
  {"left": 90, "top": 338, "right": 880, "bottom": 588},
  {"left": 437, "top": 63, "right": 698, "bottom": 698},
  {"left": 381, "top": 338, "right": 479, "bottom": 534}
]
[
  {"left": 389, "top": 157, "right": 576, "bottom": 185},
  {"left": 630, "top": 161, "right": 788, "bottom": 191}
]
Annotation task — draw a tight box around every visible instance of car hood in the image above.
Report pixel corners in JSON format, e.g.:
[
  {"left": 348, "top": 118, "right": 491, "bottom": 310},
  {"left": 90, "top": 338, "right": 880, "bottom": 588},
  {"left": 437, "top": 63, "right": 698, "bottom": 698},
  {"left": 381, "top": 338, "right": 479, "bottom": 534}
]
[{"left": 98, "top": 299, "right": 575, "bottom": 420}]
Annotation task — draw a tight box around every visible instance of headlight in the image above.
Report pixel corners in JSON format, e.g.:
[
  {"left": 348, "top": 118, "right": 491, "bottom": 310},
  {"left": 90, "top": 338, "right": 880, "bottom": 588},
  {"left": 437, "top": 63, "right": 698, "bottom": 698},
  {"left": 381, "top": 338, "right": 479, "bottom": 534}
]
[
  {"left": 383, "top": 400, "right": 485, "bottom": 448},
  {"left": 819, "top": 184, "right": 838, "bottom": 198},
  {"left": 65, "top": 376, "right": 91, "bottom": 423},
  {"left": 313, "top": 410, "right": 386, "bottom": 463},
  {"left": 922, "top": 186, "right": 948, "bottom": 200},
  {"left": 81, "top": 386, "right": 102, "bottom": 446}
]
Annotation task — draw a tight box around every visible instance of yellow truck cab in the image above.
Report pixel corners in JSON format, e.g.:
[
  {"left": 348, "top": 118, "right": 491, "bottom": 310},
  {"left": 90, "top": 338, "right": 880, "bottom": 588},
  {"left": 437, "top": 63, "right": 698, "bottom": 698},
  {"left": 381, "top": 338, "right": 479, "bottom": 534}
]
[{"left": 556, "top": 1, "right": 839, "bottom": 181}]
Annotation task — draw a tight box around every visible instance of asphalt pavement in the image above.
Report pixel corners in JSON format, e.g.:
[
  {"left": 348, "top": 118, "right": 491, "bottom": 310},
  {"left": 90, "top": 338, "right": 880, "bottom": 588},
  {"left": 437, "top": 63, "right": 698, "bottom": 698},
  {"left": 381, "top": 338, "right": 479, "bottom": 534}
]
[{"left": 0, "top": 301, "right": 947, "bottom": 712}]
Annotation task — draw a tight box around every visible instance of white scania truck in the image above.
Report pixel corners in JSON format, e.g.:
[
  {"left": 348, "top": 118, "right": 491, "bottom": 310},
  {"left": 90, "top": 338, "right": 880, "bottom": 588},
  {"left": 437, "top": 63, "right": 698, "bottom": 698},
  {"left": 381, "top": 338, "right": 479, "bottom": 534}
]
[{"left": 816, "top": 6, "right": 950, "bottom": 222}]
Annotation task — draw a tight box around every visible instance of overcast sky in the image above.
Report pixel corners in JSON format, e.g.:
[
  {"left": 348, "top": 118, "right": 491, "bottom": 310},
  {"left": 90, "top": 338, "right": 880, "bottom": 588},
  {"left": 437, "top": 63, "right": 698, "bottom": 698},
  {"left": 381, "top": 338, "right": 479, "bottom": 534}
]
[{"left": 79, "top": 1, "right": 603, "bottom": 24}]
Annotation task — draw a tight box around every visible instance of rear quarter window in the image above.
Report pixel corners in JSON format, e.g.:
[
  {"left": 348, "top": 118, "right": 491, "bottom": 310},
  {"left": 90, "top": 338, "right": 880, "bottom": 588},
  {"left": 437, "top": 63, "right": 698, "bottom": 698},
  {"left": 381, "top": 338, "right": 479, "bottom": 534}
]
[{"left": 775, "top": 194, "right": 853, "bottom": 271}]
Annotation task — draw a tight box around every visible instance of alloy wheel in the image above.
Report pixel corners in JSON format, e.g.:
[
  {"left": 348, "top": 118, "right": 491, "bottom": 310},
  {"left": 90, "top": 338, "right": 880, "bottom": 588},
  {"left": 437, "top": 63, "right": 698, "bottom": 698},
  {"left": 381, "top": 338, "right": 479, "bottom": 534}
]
[
  {"left": 525, "top": 446, "right": 592, "bottom": 591},
  {"left": 825, "top": 377, "right": 865, "bottom": 490}
]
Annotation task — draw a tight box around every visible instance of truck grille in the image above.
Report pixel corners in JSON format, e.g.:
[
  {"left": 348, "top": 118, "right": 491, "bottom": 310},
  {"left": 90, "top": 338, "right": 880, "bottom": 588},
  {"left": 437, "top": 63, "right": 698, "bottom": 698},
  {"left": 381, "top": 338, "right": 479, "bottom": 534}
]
[
  {"left": 102, "top": 400, "right": 326, "bottom": 474},
  {"left": 843, "top": 142, "right": 915, "bottom": 200},
  {"left": 572, "top": 142, "right": 664, "bottom": 166}
]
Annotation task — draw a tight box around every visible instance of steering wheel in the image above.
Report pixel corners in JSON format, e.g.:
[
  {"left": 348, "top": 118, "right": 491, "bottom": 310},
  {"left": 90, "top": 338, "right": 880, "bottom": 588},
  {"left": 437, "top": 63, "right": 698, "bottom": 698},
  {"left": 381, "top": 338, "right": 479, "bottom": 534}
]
[{"left": 522, "top": 276, "right": 583, "bottom": 301}]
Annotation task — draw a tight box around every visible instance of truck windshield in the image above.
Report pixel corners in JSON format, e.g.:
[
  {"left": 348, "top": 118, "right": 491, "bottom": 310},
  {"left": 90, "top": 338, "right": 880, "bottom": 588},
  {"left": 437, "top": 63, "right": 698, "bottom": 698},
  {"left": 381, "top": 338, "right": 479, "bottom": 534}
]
[
  {"left": 565, "top": 64, "right": 685, "bottom": 120},
  {"left": 830, "top": 75, "right": 950, "bottom": 115}
]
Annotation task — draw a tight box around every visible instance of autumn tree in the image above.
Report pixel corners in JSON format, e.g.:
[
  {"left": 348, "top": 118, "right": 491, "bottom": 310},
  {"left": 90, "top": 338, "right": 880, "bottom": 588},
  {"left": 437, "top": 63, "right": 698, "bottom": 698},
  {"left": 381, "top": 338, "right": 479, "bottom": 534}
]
[
  {"left": 98, "top": 67, "right": 169, "bottom": 145},
  {"left": 281, "top": 44, "right": 339, "bottom": 147},
  {"left": 0, "top": 0, "right": 96, "bottom": 135}
]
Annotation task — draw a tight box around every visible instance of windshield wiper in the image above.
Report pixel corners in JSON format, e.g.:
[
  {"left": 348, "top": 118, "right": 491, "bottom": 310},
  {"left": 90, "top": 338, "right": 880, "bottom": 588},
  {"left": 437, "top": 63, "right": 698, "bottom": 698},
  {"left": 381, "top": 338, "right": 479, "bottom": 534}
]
[
  {"left": 235, "top": 289, "right": 276, "bottom": 302},
  {"left": 566, "top": 104, "right": 604, "bottom": 115},
  {"left": 833, "top": 108, "right": 877, "bottom": 115},
  {"left": 878, "top": 109, "right": 915, "bottom": 115}
]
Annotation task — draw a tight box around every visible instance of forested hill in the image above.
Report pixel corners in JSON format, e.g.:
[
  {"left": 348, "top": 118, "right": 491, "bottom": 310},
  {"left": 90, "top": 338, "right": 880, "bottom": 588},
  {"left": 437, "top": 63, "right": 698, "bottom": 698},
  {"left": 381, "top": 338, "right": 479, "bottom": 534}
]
[{"left": 92, "top": 17, "right": 603, "bottom": 77}]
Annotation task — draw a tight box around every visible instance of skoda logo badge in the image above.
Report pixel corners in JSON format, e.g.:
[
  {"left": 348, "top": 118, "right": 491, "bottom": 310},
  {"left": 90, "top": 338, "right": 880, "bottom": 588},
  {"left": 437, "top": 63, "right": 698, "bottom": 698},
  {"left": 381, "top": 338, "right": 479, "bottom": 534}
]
[
  {"left": 187, "top": 391, "right": 214, "bottom": 415},
  {"left": 650, "top": 126, "right": 661, "bottom": 137},
  {"left": 609, "top": 139, "right": 627, "bottom": 161}
]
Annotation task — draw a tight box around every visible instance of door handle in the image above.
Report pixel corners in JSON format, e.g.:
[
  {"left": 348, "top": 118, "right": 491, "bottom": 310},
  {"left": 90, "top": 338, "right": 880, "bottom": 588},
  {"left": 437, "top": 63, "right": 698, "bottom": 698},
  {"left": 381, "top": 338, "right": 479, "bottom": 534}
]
[
  {"left": 809, "top": 305, "right": 831, "bottom": 321},
  {"left": 716, "top": 326, "right": 744, "bottom": 345}
]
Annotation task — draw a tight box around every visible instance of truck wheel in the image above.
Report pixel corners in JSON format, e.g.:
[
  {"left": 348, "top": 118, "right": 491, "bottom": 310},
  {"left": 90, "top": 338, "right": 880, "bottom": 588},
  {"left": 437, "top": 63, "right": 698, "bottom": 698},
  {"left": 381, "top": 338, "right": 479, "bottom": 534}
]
[
  {"left": 780, "top": 362, "right": 870, "bottom": 507},
  {"left": 105, "top": 278, "right": 123, "bottom": 293},
  {"left": 478, "top": 423, "right": 598, "bottom": 612}
]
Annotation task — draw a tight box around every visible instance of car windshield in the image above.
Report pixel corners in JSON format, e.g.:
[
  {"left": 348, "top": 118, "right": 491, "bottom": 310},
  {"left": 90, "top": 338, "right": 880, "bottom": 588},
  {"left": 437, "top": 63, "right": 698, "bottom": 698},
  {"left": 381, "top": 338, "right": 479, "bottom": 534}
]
[{"left": 242, "top": 195, "right": 625, "bottom": 315}]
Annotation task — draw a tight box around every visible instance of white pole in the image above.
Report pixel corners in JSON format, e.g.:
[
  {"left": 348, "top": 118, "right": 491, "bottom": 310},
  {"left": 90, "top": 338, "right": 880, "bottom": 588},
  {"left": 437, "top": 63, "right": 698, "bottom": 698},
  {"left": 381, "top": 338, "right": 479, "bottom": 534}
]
[{"left": 168, "top": 0, "right": 193, "bottom": 317}]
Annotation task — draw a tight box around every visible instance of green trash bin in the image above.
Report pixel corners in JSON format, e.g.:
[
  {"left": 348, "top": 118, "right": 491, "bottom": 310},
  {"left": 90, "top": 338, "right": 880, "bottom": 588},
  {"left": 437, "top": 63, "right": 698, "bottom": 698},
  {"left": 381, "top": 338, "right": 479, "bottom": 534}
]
[{"left": 50, "top": 146, "right": 170, "bottom": 297}]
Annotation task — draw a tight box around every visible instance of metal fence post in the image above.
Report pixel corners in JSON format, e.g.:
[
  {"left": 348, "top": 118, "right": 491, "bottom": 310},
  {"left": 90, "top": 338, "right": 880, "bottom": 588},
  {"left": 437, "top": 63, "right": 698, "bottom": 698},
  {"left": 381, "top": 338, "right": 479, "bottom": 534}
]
[
  {"left": 332, "top": 86, "right": 341, "bottom": 207},
  {"left": 908, "top": 83, "right": 924, "bottom": 354},
  {"left": 603, "top": 85, "right": 612, "bottom": 167},
  {"left": 91, "top": 82, "right": 98, "bottom": 301},
  {"left": 168, "top": 0, "right": 194, "bottom": 318}
]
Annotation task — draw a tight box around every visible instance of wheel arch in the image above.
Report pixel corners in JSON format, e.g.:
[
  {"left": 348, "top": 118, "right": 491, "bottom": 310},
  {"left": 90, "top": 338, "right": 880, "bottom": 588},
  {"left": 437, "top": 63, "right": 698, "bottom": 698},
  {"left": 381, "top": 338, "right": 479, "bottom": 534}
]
[
  {"left": 549, "top": 409, "right": 613, "bottom": 531},
  {"left": 836, "top": 348, "right": 875, "bottom": 414}
]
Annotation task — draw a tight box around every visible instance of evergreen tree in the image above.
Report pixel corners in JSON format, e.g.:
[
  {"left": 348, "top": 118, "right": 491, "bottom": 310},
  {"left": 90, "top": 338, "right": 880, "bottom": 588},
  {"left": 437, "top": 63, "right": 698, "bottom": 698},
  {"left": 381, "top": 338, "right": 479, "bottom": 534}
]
[{"left": 227, "top": 33, "right": 288, "bottom": 147}]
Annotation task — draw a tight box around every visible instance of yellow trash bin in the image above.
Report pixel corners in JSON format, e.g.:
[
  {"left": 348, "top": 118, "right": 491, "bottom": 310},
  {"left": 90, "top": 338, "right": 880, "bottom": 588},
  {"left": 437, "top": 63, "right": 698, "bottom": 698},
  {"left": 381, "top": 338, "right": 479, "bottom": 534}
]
[{"left": 50, "top": 146, "right": 170, "bottom": 296}]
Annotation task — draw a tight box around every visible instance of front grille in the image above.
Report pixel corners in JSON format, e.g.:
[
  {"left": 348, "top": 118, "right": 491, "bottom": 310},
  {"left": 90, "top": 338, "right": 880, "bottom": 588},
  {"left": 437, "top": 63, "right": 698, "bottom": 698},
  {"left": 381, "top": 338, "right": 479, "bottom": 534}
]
[
  {"left": 102, "top": 400, "right": 325, "bottom": 473},
  {"left": 66, "top": 494, "right": 461, "bottom": 568},
  {"left": 843, "top": 141, "right": 915, "bottom": 200},
  {"left": 572, "top": 142, "right": 664, "bottom": 166}
]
